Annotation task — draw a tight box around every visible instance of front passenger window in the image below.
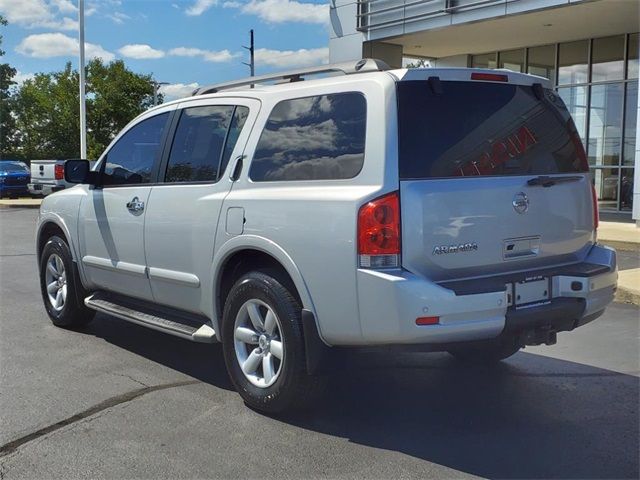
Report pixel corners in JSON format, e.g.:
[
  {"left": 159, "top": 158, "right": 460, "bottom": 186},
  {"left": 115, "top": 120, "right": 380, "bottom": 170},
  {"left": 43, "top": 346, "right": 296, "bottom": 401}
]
[{"left": 103, "top": 112, "right": 169, "bottom": 185}]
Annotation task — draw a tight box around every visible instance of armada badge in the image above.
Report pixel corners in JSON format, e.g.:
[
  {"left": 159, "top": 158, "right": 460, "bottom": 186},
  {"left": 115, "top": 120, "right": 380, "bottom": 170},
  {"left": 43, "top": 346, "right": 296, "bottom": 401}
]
[{"left": 433, "top": 243, "right": 478, "bottom": 255}]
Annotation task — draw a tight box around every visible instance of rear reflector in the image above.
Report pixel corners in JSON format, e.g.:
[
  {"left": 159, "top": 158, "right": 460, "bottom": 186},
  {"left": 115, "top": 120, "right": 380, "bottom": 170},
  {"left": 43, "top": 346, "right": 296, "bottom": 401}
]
[
  {"left": 471, "top": 72, "right": 508, "bottom": 82},
  {"left": 416, "top": 316, "right": 439, "bottom": 326}
]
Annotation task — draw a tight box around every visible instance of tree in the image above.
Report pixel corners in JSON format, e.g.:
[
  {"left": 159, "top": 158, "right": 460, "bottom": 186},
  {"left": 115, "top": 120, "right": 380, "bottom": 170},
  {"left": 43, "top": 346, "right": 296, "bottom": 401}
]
[
  {"left": 8, "top": 59, "right": 159, "bottom": 160},
  {"left": 0, "top": 15, "right": 18, "bottom": 158}
]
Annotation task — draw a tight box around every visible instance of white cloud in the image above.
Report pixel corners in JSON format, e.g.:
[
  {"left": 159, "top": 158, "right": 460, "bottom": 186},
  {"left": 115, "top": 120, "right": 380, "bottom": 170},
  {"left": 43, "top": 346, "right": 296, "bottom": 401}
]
[
  {"left": 0, "top": 0, "right": 78, "bottom": 30},
  {"left": 185, "top": 0, "right": 217, "bottom": 16},
  {"left": 106, "top": 11, "right": 130, "bottom": 24},
  {"left": 241, "top": 0, "right": 328, "bottom": 25},
  {"left": 222, "top": 1, "right": 241, "bottom": 7},
  {"left": 51, "top": 0, "right": 77, "bottom": 14},
  {"left": 255, "top": 47, "right": 328, "bottom": 68},
  {"left": 169, "top": 47, "right": 239, "bottom": 63},
  {"left": 118, "top": 44, "right": 165, "bottom": 59},
  {"left": 16, "top": 33, "right": 115, "bottom": 62},
  {"left": 13, "top": 71, "right": 35, "bottom": 85},
  {"left": 159, "top": 82, "right": 200, "bottom": 101}
]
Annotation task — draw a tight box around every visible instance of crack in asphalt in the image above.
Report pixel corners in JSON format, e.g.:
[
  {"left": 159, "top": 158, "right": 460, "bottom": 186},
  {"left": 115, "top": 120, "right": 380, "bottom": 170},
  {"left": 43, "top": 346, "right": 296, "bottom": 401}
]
[{"left": 0, "top": 379, "right": 199, "bottom": 458}]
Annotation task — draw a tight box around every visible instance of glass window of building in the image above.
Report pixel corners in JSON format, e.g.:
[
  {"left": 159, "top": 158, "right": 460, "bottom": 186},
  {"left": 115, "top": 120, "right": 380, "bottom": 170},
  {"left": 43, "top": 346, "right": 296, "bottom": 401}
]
[
  {"left": 471, "top": 53, "right": 496, "bottom": 69},
  {"left": 558, "top": 86, "right": 588, "bottom": 147},
  {"left": 588, "top": 83, "right": 623, "bottom": 166},
  {"left": 558, "top": 40, "right": 589, "bottom": 85},
  {"left": 592, "top": 168, "right": 620, "bottom": 211},
  {"left": 498, "top": 49, "right": 524, "bottom": 72},
  {"left": 591, "top": 35, "right": 625, "bottom": 82},
  {"left": 527, "top": 44, "right": 555, "bottom": 84},
  {"left": 628, "top": 33, "right": 638, "bottom": 79},
  {"left": 623, "top": 81, "right": 637, "bottom": 166},
  {"left": 619, "top": 169, "right": 634, "bottom": 211}
]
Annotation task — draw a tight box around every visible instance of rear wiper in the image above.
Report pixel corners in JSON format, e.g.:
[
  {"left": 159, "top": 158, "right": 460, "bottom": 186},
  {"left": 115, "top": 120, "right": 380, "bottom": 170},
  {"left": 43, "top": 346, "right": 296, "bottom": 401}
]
[{"left": 527, "top": 175, "right": 583, "bottom": 187}]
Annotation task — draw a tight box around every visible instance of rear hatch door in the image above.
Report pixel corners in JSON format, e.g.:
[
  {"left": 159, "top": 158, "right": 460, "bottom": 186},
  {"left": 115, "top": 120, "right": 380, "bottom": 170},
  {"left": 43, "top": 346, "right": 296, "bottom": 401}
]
[{"left": 397, "top": 76, "right": 594, "bottom": 283}]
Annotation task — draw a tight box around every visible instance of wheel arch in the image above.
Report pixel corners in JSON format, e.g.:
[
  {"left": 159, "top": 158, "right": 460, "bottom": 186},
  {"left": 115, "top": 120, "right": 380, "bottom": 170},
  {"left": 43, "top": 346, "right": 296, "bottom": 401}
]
[
  {"left": 37, "top": 216, "right": 76, "bottom": 262},
  {"left": 212, "top": 236, "right": 319, "bottom": 340}
]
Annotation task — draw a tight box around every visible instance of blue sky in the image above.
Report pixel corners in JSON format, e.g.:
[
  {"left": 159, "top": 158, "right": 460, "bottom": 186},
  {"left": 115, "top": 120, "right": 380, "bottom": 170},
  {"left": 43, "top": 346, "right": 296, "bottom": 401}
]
[{"left": 0, "top": 0, "right": 329, "bottom": 99}]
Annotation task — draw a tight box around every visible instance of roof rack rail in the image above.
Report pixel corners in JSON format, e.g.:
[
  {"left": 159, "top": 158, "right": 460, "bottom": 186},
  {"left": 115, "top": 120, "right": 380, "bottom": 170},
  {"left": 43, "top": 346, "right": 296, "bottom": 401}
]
[{"left": 192, "top": 58, "right": 390, "bottom": 96}]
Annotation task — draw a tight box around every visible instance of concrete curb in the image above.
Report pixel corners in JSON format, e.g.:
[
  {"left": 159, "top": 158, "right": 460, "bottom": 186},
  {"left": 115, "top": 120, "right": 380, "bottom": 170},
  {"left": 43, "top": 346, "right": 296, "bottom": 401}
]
[
  {"left": 600, "top": 240, "right": 640, "bottom": 252},
  {"left": 615, "top": 269, "right": 640, "bottom": 305},
  {"left": 0, "top": 200, "right": 42, "bottom": 209}
]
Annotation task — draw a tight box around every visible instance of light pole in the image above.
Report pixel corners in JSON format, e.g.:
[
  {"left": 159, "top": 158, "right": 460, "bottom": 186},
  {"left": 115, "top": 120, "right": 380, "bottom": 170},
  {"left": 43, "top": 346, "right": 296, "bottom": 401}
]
[
  {"left": 78, "top": 0, "right": 87, "bottom": 159},
  {"left": 152, "top": 81, "right": 169, "bottom": 106}
]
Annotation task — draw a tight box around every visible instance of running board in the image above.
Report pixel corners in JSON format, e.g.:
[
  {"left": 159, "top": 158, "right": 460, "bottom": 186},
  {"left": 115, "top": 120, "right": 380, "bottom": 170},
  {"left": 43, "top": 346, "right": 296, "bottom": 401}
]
[{"left": 84, "top": 292, "right": 217, "bottom": 343}]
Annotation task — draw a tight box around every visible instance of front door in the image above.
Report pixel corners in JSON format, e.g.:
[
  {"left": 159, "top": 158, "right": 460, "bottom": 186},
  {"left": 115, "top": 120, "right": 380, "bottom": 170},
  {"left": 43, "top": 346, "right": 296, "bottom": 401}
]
[
  {"left": 144, "top": 99, "right": 258, "bottom": 315},
  {"left": 78, "top": 111, "right": 172, "bottom": 301}
]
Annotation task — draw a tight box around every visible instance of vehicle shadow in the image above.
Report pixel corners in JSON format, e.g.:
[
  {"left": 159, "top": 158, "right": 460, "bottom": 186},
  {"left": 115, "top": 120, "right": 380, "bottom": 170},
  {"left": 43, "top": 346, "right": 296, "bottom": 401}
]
[
  {"left": 84, "top": 312, "right": 234, "bottom": 391},
  {"left": 86, "top": 315, "right": 639, "bottom": 479},
  {"left": 280, "top": 350, "right": 639, "bottom": 479}
]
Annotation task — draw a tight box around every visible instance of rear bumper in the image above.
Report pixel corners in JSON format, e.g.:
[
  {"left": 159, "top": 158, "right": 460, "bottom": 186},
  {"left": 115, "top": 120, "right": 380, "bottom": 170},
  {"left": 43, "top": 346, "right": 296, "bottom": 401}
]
[
  {"left": 355, "top": 244, "right": 617, "bottom": 346},
  {"left": 28, "top": 183, "right": 64, "bottom": 196},
  {"left": 0, "top": 184, "right": 29, "bottom": 196}
]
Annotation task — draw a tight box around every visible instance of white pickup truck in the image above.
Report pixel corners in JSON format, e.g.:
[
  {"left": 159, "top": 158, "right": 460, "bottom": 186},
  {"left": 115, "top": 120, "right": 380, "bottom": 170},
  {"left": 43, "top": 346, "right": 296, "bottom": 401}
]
[{"left": 28, "top": 160, "right": 71, "bottom": 197}]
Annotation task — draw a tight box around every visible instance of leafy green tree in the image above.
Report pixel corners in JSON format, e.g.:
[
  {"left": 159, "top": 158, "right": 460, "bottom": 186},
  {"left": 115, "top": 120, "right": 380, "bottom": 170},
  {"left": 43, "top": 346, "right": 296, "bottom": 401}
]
[
  {"left": 0, "top": 15, "right": 18, "bottom": 158},
  {"left": 8, "top": 58, "right": 160, "bottom": 160}
]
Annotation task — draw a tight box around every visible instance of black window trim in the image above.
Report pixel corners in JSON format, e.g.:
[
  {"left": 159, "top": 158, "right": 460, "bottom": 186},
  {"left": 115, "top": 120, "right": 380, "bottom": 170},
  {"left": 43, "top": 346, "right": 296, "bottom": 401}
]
[
  {"left": 96, "top": 110, "right": 175, "bottom": 189},
  {"left": 248, "top": 91, "right": 368, "bottom": 183}
]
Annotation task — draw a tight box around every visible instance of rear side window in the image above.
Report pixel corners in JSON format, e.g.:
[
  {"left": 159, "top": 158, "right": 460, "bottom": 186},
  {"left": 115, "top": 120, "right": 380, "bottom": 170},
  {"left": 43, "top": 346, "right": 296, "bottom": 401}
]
[
  {"left": 103, "top": 112, "right": 169, "bottom": 185},
  {"left": 397, "top": 81, "right": 588, "bottom": 179},
  {"left": 165, "top": 105, "right": 237, "bottom": 183},
  {"left": 250, "top": 93, "right": 366, "bottom": 181}
]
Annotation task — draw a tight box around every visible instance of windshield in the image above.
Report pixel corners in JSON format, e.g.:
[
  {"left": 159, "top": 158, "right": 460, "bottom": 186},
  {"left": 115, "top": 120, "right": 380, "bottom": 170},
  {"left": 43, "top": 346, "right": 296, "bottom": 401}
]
[
  {"left": 0, "top": 162, "right": 29, "bottom": 173},
  {"left": 397, "top": 81, "right": 588, "bottom": 179}
]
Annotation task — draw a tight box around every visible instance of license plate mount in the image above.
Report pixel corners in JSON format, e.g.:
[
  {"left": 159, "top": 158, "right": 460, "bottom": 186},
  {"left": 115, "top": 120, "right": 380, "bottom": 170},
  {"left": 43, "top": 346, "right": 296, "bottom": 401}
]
[{"left": 513, "top": 277, "right": 551, "bottom": 308}]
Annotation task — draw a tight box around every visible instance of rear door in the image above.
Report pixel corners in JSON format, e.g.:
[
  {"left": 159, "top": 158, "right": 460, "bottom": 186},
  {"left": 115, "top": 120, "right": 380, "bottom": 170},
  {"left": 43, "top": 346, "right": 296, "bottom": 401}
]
[
  {"left": 78, "top": 110, "right": 173, "bottom": 301},
  {"left": 144, "top": 98, "right": 258, "bottom": 315},
  {"left": 397, "top": 77, "right": 594, "bottom": 283}
]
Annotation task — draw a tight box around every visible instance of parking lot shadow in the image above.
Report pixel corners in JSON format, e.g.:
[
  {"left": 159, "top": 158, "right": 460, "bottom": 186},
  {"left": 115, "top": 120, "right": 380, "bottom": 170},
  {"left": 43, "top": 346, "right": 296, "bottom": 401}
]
[
  {"left": 85, "top": 313, "right": 234, "bottom": 391},
  {"left": 280, "top": 350, "right": 639, "bottom": 480},
  {"left": 86, "top": 315, "right": 638, "bottom": 479}
]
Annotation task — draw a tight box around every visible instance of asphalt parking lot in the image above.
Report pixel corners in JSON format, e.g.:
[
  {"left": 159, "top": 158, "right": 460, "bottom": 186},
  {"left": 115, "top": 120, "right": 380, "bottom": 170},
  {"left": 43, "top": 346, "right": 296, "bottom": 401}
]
[{"left": 1, "top": 207, "right": 638, "bottom": 479}]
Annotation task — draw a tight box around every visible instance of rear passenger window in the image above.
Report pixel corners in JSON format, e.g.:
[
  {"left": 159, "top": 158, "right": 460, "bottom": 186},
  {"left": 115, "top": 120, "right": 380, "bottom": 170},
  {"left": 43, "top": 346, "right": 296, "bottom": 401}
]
[
  {"left": 165, "top": 105, "right": 245, "bottom": 183},
  {"left": 249, "top": 93, "right": 366, "bottom": 181}
]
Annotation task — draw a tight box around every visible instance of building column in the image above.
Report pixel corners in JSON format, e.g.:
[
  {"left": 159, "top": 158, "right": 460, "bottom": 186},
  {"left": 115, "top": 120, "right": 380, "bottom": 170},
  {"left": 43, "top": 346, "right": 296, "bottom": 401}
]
[{"left": 634, "top": 74, "right": 640, "bottom": 226}]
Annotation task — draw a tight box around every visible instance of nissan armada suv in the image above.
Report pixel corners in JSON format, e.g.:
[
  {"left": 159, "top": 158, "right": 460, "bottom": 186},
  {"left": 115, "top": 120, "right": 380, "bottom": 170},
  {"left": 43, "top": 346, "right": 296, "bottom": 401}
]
[{"left": 36, "top": 60, "right": 617, "bottom": 412}]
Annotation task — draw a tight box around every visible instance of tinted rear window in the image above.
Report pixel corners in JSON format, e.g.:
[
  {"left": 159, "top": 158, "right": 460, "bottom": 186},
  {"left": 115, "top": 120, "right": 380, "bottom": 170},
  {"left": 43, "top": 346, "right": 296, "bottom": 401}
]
[
  {"left": 250, "top": 92, "right": 366, "bottom": 182},
  {"left": 397, "top": 81, "right": 587, "bottom": 179}
]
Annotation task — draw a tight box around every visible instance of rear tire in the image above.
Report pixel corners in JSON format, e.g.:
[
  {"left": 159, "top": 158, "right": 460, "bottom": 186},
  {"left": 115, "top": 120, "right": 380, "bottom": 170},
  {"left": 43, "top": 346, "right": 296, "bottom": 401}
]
[
  {"left": 39, "top": 235, "right": 94, "bottom": 328},
  {"left": 448, "top": 337, "right": 521, "bottom": 363},
  {"left": 221, "top": 271, "right": 326, "bottom": 413}
]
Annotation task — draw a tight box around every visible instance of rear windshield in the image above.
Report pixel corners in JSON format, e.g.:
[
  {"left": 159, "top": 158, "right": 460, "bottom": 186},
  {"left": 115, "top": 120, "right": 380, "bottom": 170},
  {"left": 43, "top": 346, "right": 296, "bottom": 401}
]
[{"left": 397, "top": 80, "right": 588, "bottom": 179}]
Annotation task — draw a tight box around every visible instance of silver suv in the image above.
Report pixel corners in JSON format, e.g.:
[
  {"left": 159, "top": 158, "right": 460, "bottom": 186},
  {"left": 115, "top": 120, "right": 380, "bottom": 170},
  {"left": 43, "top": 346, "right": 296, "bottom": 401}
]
[{"left": 36, "top": 60, "right": 617, "bottom": 412}]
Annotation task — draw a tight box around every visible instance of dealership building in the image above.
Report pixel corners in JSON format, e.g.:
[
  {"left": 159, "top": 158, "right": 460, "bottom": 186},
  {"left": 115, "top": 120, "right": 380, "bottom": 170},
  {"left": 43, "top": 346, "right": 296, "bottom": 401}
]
[{"left": 329, "top": 0, "right": 640, "bottom": 222}]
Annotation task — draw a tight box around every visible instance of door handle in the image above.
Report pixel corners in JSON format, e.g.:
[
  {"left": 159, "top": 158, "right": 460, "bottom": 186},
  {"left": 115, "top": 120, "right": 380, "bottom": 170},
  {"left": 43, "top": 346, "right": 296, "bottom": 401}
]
[{"left": 126, "top": 196, "right": 145, "bottom": 213}]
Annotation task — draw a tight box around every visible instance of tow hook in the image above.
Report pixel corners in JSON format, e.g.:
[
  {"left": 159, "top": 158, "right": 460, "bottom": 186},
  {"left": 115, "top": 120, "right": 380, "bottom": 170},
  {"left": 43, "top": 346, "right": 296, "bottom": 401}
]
[{"left": 521, "top": 327, "right": 557, "bottom": 346}]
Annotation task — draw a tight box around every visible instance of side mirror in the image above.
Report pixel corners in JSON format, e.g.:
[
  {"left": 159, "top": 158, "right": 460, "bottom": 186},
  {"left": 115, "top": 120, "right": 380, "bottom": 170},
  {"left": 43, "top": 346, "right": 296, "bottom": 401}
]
[{"left": 65, "top": 159, "right": 98, "bottom": 185}]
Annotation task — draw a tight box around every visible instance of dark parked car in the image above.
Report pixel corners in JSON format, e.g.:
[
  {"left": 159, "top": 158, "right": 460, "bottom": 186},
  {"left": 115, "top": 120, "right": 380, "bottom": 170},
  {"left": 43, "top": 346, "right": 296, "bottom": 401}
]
[{"left": 0, "top": 160, "right": 31, "bottom": 198}]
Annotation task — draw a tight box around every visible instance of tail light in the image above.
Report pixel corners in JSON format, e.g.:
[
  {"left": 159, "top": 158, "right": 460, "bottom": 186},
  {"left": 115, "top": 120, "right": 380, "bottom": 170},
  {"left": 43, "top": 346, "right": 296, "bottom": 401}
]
[
  {"left": 54, "top": 164, "right": 64, "bottom": 180},
  {"left": 358, "top": 191, "right": 400, "bottom": 268},
  {"left": 591, "top": 182, "right": 599, "bottom": 231}
]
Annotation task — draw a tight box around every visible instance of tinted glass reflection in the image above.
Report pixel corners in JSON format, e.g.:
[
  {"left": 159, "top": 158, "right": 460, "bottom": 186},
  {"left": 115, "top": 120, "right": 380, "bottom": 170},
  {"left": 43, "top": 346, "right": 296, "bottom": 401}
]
[
  {"left": 103, "top": 112, "right": 169, "bottom": 185},
  {"left": 166, "top": 106, "right": 235, "bottom": 182},
  {"left": 250, "top": 93, "right": 366, "bottom": 181}
]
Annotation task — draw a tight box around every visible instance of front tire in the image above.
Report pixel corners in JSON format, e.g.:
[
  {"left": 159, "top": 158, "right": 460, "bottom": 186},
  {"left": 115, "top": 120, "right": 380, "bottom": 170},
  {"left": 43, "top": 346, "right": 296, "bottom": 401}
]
[
  {"left": 222, "top": 271, "right": 325, "bottom": 413},
  {"left": 39, "top": 235, "right": 94, "bottom": 328}
]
